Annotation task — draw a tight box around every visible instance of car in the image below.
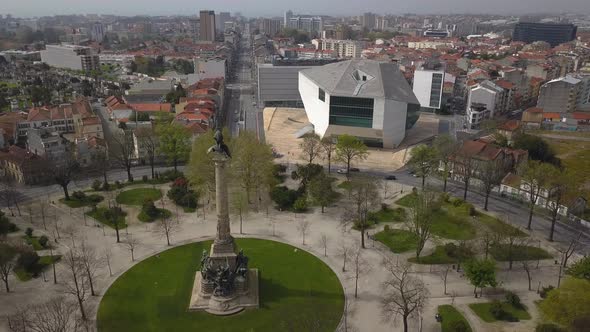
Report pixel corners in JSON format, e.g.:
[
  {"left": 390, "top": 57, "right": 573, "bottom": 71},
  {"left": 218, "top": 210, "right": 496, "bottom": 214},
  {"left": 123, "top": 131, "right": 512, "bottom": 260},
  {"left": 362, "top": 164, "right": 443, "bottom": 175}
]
[
  {"left": 336, "top": 169, "right": 347, "bottom": 174},
  {"left": 385, "top": 175, "right": 397, "bottom": 180},
  {"left": 349, "top": 168, "right": 360, "bottom": 172}
]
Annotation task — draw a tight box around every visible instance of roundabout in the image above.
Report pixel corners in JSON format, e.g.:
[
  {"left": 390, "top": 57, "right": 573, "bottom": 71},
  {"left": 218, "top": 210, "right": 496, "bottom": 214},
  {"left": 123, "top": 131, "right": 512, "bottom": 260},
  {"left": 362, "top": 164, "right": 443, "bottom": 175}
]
[{"left": 97, "top": 238, "right": 345, "bottom": 332}]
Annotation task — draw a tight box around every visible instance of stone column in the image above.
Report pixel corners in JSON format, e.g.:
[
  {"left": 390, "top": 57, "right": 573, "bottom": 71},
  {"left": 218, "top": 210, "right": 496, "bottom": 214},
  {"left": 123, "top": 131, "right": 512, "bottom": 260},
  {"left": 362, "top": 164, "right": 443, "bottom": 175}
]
[{"left": 210, "top": 153, "right": 236, "bottom": 261}]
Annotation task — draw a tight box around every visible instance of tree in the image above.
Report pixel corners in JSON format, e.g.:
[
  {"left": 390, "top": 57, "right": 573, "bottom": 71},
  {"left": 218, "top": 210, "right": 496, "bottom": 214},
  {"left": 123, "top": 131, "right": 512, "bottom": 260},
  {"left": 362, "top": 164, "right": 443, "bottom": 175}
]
[
  {"left": 124, "top": 234, "right": 139, "bottom": 261},
  {"left": 519, "top": 160, "right": 555, "bottom": 230},
  {"left": 6, "top": 297, "right": 83, "bottom": 332},
  {"left": 341, "top": 177, "right": 379, "bottom": 248},
  {"left": 107, "top": 205, "right": 125, "bottom": 243},
  {"left": 381, "top": 261, "right": 428, "bottom": 332},
  {"left": 0, "top": 243, "right": 17, "bottom": 292},
  {"left": 567, "top": 256, "right": 590, "bottom": 280},
  {"left": 320, "top": 136, "right": 336, "bottom": 173},
  {"left": 405, "top": 190, "right": 439, "bottom": 260},
  {"left": 514, "top": 133, "right": 558, "bottom": 164},
  {"left": 407, "top": 144, "right": 438, "bottom": 188},
  {"left": 522, "top": 258, "right": 534, "bottom": 291},
  {"left": 479, "top": 160, "right": 507, "bottom": 210},
  {"left": 103, "top": 247, "right": 113, "bottom": 277},
  {"left": 464, "top": 259, "right": 497, "bottom": 297},
  {"left": 335, "top": 135, "right": 368, "bottom": 176},
  {"left": 339, "top": 243, "right": 352, "bottom": 272},
  {"left": 91, "top": 149, "right": 110, "bottom": 187},
  {"left": 155, "top": 217, "right": 179, "bottom": 246},
  {"left": 231, "top": 131, "right": 275, "bottom": 205},
  {"left": 439, "top": 265, "right": 452, "bottom": 295},
  {"left": 546, "top": 168, "right": 577, "bottom": 241},
  {"left": 433, "top": 135, "right": 459, "bottom": 192},
  {"left": 297, "top": 219, "right": 310, "bottom": 245},
  {"left": 352, "top": 247, "right": 371, "bottom": 298},
  {"left": 187, "top": 130, "right": 217, "bottom": 200},
  {"left": 51, "top": 154, "right": 79, "bottom": 201},
  {"left": 453, "top": 152, "right": 479, "bottom": 200},
  {"left": 307, "top": 172, "right": 337, "bottom": 213},
  {"left": 502, "top": 226, "right": 528, "bottom": 270},
  {"left": 156, "top": 121, "right": 191, "bottom": 172},
  {"left": 299, "top": 133, "right": 322, "bottom": 164},
  {"left": 231, "top": 190, "right": 249, "bottom": 234},
  {"left": 135, "top": 127, "right": 158, "bottom": 178},
  {"left": 78, "top": 241, "right": 99, "bottom": 297},
  {"left": 111, "top": 131, "right": 135, "bottom": 182},
  {"left": 62, "top": 249, "right": 89, "bottom": 321},
  {"left": 539, "top": 278, "right": 590, "bottom": 329},
  {"left": 319, "top": 234, "right": 328, "bottom": 257}
]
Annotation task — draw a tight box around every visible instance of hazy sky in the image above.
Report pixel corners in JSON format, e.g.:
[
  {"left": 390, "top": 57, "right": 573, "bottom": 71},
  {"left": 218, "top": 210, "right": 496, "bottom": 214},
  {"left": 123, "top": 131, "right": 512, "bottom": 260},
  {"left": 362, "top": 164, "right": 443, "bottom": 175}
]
[{"left": 1, "top": 0, "right": 589, "bottom": 18}]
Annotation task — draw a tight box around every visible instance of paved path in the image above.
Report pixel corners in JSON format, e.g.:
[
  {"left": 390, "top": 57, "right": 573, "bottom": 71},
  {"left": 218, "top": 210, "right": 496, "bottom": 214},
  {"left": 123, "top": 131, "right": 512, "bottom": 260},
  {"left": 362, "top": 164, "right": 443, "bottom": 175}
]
[{"left": 0, "top": 178, "right": 567, "bottom": 332}]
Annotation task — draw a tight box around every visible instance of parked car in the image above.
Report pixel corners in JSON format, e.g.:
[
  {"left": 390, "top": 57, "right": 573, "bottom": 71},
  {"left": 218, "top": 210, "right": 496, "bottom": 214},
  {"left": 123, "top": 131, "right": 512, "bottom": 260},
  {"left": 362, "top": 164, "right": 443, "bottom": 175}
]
[
  {"left": 349, "top": 168, "right": 360, "bottom": 172},
  {"left": 336, "top": 169, "right": 347, "bottom": 174},
  {"left": 385, "top": 175, "right": 397, "bottom": 180}
]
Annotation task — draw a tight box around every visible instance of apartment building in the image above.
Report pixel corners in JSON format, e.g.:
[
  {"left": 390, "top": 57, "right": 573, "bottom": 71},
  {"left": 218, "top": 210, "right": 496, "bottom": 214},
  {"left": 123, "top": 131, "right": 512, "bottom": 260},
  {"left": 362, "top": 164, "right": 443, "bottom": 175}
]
[
  {"left": 40, "top": 44, "right": 99, "bottom": 71},
  {"left": 320, "top": 39, "right": 363, "bottom": 59}
]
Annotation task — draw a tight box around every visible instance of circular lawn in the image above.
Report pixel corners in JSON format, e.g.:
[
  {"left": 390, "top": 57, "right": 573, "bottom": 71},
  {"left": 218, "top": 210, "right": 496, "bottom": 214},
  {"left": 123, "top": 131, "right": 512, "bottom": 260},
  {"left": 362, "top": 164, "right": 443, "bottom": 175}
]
[
  {"left": 115, "top": 188, "right": 162, "bottom": 205},
  {"left": 97, "top": 238, "right": 344, "bottom": 331}
]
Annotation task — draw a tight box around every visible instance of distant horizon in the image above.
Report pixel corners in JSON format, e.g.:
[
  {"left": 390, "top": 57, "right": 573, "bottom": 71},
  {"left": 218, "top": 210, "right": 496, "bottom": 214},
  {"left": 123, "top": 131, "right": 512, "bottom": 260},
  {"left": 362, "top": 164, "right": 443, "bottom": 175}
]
[{"left": 1, "top": 0, "right": 589, "bottom": 20}]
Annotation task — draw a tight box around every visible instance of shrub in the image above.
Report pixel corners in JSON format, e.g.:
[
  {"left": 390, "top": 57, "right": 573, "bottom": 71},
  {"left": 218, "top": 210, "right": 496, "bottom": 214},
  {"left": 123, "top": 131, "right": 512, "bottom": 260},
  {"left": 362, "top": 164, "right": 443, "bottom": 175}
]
[
  {"left": 293, "top": 197, "right": 308, "bottom": 212},
  {"left": 180, "top": 193, "right": 197, "bottom": 208},
  {"left": 160, "top": 170, "right": 183, "bottom": 181},
  {"left": 25, "top": 227, "right": 33, "bottom": 237},
  {"left": 142, "top": 199, "right": 159, "bottom": 218},
  {"left": 505, "top": 291, "right": 521, "bottom": 308},
  {"left": 440, "top": 192, "right": 451, "bottom": 203},
  {"left": 114, "top": 180, "right": 122, "bottom": 188},
  {"left": 72, "top": 191, "right": 86, "bottom": 201},
  {"left": 167, "top": 186, "right": 186, "bottom": 203},
  {"left": 17, "top": 251, "right": 41, "bottom": 276},
  {"left": 38, "top": 235, "right": 49, "bottom": 248},
  {"left": 92, "top": 179, "right": 102, "bottom": 191},
  {"left": 535, "top": 323, "right": 566, "bottom": 332},
  {"left": 540, "top": 285, "right": 555, "bottom": 299},
  {"left": 489, "top": 300, "right": 505, "bottom": 319},
  {"left": 464, "top": 203, "right": 476, "bottom": 216},
  {"left": 450, "top": 197, "right": 465, "bottom": 207},
  {"left": 444, "top": 243, "right": 458, "bottom": 257},
  {"left": 270, "top": 186, "right": 300, "bottom": 210},
  {"left": 384, "top": 225, "right": 391, "bottom": 232},
  {"left": 142, "top": 175, "right": 148, "bottom": 182},
  {"left": 448, "top": 320, "right": 468, "bottom": 332}
]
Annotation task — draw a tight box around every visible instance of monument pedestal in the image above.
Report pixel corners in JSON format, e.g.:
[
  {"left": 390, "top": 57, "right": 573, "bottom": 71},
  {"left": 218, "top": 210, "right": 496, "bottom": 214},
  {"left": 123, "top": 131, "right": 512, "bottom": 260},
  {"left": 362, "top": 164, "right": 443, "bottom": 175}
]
[{"left": 188, "top": 269, "right": 259, "bottom": 315}]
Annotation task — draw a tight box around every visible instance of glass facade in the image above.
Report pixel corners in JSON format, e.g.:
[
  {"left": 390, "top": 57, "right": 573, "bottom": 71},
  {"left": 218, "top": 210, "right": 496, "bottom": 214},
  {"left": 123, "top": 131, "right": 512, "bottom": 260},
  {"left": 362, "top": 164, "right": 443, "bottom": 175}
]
[
  {"left": 429, "top": 73, "right": 443, "bottom": 108},
  {"left": 318, "top": 88, "right": 325, "bottom": 102},
  {"left": 406, "top": 103, "right": 420, "bottom": 129},
  {"left": 329, "top": 96, "right": 374, "bottom": 128}
]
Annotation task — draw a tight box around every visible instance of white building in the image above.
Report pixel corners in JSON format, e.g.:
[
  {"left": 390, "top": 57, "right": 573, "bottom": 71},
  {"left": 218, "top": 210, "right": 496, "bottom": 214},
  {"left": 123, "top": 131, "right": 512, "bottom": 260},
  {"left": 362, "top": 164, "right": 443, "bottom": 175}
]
[
  {"left": 465, "top": 103, "right": 490, "bottom": 130},
  {"left": 412, "top": 69, "right": 445, "bottom": 111},
  {"left": 40, "top": 44, "right": 99, "bottom": 71},
  {"left": 298, "top": 60, "right": 420, "bottom": 149},
  {"left": 194, "top": 57, "right": 226, "bottom": 80},
  {"left": 467, "top": 80, "right": 504, "bottom": 116},
  {"left": 320, "top": 39, "right": 363, "bottom": 59},
  {"left": 91, "top": 22, "right": 105, "bottom": 42}
]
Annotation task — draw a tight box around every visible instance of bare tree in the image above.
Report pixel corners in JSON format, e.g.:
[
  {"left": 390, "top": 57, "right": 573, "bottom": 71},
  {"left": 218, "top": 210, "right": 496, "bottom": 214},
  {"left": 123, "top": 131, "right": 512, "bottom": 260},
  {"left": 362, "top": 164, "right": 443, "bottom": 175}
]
[
  {"left": 319, "top": 234, "right": 329, "bottom": 257},
  {"left": 519, "top": 160, "right": 554, "bottom": 230},
  {"left": 6, "top": 297, "right": 83, "bottom": 332},
  {"left": 135, "top": 127, "right": 159, "bottom": 179},
  {"left": 562, "top": 231, "right": 582, "bottom": 268},
  {"left": 0, "top": 242, "right": 18, "bottom": 292},
  {"left": 454, "top": 154, "right": 479, "bottom": 201},
  {"left": 0, "top": 182, "right": 22, "bottom": 216},
  {"left": 79, "top": 241, "right": 99, "bottom": 296},
  {"left": 522, "top": 259, "right": 533, "bottom": 291},
  {"left": 339, "top": 243, "right": 352, "bottom": 272},
  {"left": 91, "top": 149, "right": 111, "bottom": 187},
  {"left": 62, "top": 249, "right": 89, "bottom": 321},
  {"left": 433, "top": 134, "right": 459, "bottom": 192},
  {"left": 405, "top": 190, "right": 439, "bottom": 261},
  {"left": 231, "top": 190, "right": 249, "bottom": 234},
  {"left": 124, "top": 234, "right": 139, "bottom": 261},
  {"left": 546, "top": 169, "right": 577, "bottom": 241},
  {"left": 320, "top": 136, "right": 336, "bottom": 173},
  {"left": 439, "top": 265, "right": 452, "bottom": 295},
  {"left": 103, "top": 247, "right": 113, "bottom": 277},
  {"left": 480, "top": 231, "right": 497, "bottom": 260},
  {"left": 352, "top": 247, "right": 371, "bottom": 298},
  {"left": 381, "top": 261, "right": 429, "bottom": 332},
  {"left": 48, "top": 243, "right": 57, "bottom": 284},
  {"left": 111, "top": 131, "right": 135, "bottom": 182},
  {"left": 479, "top": 160, "right": 507, "bottom": 211},
  {"left": 503, "top": 228, "right": 528, "bottom": 270},
  {"left": 39, "top": 201, "right": 48, "bottom": 230},
  {"left": 341, "top": 177, "right": 379, "bottom": 249},
  {"left": 50, "top": 153, "right": 79, "bottom": 201},
  {"left": 299, "top": 133, "right": 322, "bottom": 164},
  {"left": 297, "top": 219, "right": 311, "bottom": 245},
  {"left": 62, "top": 224, "right": 78, "bottom": 248},
  {"left": 155, "top": 217, "right": 179, "bottom": 246}
]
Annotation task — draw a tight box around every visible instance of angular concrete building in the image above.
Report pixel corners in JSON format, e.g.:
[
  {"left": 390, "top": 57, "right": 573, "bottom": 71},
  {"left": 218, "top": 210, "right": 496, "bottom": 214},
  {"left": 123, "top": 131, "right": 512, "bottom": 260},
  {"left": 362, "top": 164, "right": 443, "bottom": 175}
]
[{"left": 298, "top": 60, "right": 420, "bottom": 148}]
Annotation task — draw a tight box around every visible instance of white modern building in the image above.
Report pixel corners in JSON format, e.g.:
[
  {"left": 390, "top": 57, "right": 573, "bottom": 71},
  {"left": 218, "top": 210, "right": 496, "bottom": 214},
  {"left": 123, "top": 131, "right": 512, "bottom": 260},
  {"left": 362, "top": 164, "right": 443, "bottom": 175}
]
[
  {"left": 465, "top": 103, "right": 490, "bottom": 130},
  {"left": 298, "top": 60, "right": 420, "bottom": 149},
  {"left": 412, "top": 69, "right": 445, "bottom": 111},
  {"left": 467, "top": 80, "right": 504, "bottom": 116},
  {"left": 40, "top": 44, "right": 99, "bottom": 71},
  {"left": 320, "top": 39, "right": 363, "bottom": 59}
]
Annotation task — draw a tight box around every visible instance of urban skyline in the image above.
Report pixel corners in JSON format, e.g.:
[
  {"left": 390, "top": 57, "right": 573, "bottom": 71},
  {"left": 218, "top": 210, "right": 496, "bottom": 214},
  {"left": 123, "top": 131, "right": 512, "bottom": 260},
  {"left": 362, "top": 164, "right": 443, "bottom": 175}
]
[{"left": 2, "top": 0, "right": 590, "bottom": 18}]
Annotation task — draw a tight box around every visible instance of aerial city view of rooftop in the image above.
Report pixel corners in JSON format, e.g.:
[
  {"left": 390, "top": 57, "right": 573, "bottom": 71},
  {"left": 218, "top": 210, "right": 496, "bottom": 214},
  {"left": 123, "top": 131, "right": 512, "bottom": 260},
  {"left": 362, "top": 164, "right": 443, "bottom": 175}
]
[{"left": 0, "top": 0, "right": 589, "bottom": 331}]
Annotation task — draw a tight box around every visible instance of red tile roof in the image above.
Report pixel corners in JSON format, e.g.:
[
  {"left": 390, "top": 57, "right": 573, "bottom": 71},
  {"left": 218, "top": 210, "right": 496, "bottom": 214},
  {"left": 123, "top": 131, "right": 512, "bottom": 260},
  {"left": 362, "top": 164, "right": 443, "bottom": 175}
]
[
  {"left": 525, "top": 107, "right": 544, "bottom": 113},
  {"left": 495, "top": 79, "right": 515, "bottom": 90},
  {"left": 572, "top": 112, "right": 590, "bottom": 120},
  {"left": 130, "top": 103, "right": 172, "bottom": 113},
  {"left": 498, "top": 120, "right": 520, "bottom": 131}
]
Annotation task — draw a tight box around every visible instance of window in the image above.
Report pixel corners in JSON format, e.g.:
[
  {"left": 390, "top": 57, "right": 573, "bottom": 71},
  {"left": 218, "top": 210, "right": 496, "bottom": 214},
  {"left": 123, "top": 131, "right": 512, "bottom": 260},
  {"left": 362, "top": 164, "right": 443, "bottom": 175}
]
[
  {"left": 318, "top": 88, "right": 325, "bottom": 102},
  {"left": 329, "top": 96, "right": 374, "bottom": 128}
]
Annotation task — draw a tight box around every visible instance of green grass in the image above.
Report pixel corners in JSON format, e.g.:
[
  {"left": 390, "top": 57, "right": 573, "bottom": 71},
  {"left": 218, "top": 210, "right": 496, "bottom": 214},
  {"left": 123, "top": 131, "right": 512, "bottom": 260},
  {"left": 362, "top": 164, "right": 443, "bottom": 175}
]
[
  {"left": 545, "top": 138, "right": 590, "bottom": 201},
  {"left": 477, "top": 213, "right": 527, "bottom": 236},
  {"left": 116, "top": 188, "right": 162, "bottom": 205},
  {"left": 369, "top": 207, "right": 406, "bottom": 223},
  {"left": 138, "top": 208, "right": 172, "bottom": 223},
  {"left": 86, "top": 207, "right": 128, "bottom": 229},
  {"left": 59, "top": 194, "right": 104, "bottom": 208},
  {"left": 183, "top": 206, "right": 197, "bottom": 213},
  {"left": 469, "top": 302, "right": 531, "bottom": 322},
  {"left": 14, "top": 255, "right": 61, "bottom": 282},
  {"left": 408, "top": 245, "right": 474, "bottom": 264},
  {"left": 22, "top": 236, "right": 47, "bottom": 250},
  {"left": 431, "top": 207, "right": 477, "bottom": 240},
  {"left": 438, "top": 305, "right": 472, "bottom": 332},
  {"left": 337, "top": 181, "right": 352, "bottom": 191},
  {"left": 395, "top": 192, "right": 417, "bottom": 207},
  {"left": 490, "top": 244, "right": 552, "bottom": 262},
  {"left": 375, "top": 229, "right": 418, "bottom": 253},
  {"left": 97, "top": 239, "right": 344, "bottom": 332}
]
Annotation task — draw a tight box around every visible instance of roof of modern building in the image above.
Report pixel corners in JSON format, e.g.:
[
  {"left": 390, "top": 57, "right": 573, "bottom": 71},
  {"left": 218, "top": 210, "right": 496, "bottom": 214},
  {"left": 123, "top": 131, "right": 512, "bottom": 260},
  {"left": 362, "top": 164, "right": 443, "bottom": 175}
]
[{"left": 300, "top": 59, "right": 419, "bottom": 104}]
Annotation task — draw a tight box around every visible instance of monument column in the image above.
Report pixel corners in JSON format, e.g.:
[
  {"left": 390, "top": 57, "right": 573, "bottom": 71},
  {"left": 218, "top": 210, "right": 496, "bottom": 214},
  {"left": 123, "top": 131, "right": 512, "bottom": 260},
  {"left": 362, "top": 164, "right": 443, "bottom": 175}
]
[{"left": 213, "top": 154, "right": 232, "bottom": 246}]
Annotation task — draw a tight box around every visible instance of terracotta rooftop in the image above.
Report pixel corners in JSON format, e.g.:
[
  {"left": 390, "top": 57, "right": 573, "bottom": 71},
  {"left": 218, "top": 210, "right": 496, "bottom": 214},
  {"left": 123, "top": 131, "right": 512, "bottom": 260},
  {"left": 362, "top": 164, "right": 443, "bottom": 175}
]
[
  {"left": 130, "top": 103, "right": 172, "bottom": 113},
  {"left": 498, "top": 120, "right": 520, "bottom": 131}
]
